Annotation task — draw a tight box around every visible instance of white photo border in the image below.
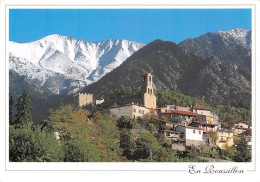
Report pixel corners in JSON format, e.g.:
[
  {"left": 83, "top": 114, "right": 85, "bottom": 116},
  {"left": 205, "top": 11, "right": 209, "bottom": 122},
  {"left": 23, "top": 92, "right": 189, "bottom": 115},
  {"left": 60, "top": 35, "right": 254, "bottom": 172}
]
[{"left": 4, "top": 4, "right": 257, "bottom": 172}]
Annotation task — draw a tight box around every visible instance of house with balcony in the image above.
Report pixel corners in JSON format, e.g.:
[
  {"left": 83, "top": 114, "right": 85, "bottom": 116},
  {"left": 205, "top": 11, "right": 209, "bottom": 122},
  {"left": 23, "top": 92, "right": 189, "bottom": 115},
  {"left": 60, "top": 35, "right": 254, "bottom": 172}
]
[
  {"left": 161, "top": 110, "right": 198, "bottom": 127},
  {"left": 175, "top": 125, "right": 203, "bottom": 147},
  {"left": 188, "top": 121, "right": 219, "bottom": 144},
  {"left": 192, "top": 104, "right": 219, "bottom": 124}
]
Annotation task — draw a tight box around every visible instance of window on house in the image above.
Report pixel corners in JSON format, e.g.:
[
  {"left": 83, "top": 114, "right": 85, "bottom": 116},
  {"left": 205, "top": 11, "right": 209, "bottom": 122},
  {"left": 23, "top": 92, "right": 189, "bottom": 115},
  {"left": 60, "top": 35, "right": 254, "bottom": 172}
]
[
  {"left": 199, "top": 131, "right": 201, "bottom": 134},
  {"left": 166, "top": 132, "right": 170, "bottom": 136},
  {"left": 170, "top": 106, "right": 175, "bottom": 110},
  {"left": 193, "top": 130, "right": 195, "bottom": 134},
  {"left": 139, "top": 110, "right": 144, "bottom": 114},
  {"left": 133, "top": 108, "right": 136, "bottom": 113}
]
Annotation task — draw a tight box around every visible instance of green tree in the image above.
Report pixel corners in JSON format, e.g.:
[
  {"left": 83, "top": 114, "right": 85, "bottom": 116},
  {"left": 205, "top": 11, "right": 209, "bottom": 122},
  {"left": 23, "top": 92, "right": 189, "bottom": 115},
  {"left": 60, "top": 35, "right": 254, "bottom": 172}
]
[
  {"left": 117, "top": 116, "right": 136, "bottom": 130},
  {"left": 63, "top": 138, "right": 100, "bottom": 162},
  {"left": 220, "top": 145, "right": 236, "bottom": 161},
  {"left": 140, "top": 113, "right": 160, "bottom": 134},
  {"left": 9, "top": 124, "right": 64, "bottom": 162},
  {"left": 49, "top": 105, "right": 102, "bottom": 161},
  {"left": 14, "top": 91, "right": 32, "bottom": 125},
  {"left": 119, "top": 129, "right": 136, "bottom": 159},
  {"left": 94, "top": 116, "right": 121, "bottom": 161},
  {"left": 9, "top": 93, "right": 14, "bottom": 124},
  {"left": 134, "top": 130, "right": 170, "bottom": 161},
  {"left": 49, "top": 105, "right": 120, "bottom": 162},
  {"left": 234, "top": 138, "right": 251, "bottom": 162}
]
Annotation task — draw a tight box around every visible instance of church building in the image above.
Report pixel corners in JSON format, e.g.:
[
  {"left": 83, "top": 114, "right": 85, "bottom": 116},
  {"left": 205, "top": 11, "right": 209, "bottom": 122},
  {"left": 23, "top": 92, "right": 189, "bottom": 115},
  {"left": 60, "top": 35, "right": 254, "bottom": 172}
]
[{"left": 110, "top": 73, "right": 156, "bottom": 119}]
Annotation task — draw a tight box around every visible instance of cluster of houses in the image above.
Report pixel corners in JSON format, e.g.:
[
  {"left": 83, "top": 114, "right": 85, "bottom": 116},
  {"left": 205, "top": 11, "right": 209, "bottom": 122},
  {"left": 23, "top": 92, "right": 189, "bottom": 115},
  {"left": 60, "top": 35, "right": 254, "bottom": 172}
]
[
  {"left": 108, "top": 73, "right": 252, "bottom": 150},
  {"left": 159, "top": 104, "right": 252, "bottom": 150}
]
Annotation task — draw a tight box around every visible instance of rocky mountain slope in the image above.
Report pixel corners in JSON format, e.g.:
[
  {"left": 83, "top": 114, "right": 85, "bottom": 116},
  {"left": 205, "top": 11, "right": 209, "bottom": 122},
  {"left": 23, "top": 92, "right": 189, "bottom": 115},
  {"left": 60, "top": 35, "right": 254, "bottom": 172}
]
[
  {"left": 82, "top": 39, "right": 251, "bottom": 108},
  {"left": 179, "top": 28, "right": 251, "bottom": 70}
]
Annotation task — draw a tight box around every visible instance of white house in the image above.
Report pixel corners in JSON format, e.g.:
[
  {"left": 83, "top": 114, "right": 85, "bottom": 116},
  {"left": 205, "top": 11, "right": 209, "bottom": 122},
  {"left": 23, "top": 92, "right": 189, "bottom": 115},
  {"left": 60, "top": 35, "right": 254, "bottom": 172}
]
[{"left": 175, "top": 125, "right": 203, "bottom": 147}]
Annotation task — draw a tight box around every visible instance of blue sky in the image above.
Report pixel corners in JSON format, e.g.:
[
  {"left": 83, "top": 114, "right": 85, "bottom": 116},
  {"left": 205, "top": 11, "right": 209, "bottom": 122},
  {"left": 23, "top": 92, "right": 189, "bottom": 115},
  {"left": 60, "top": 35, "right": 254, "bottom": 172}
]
[{"left": 9, "top": 9, "right": 251, "bottom": 44}]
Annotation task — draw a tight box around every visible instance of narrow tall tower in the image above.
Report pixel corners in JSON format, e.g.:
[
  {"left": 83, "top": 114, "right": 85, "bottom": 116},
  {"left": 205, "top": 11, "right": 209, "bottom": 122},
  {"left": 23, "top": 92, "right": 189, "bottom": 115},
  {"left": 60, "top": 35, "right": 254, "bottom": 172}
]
[{"left": 142, "top": 73, "right": 156, "bottom": 109}]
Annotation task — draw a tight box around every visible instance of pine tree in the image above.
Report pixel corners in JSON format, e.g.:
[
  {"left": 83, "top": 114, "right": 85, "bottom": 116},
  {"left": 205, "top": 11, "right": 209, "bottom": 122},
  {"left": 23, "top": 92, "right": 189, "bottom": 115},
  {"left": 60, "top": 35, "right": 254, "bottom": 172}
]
[
  {"left": 14, "top": 91, "right": 32, "bottom": 125},
  {"left": 9, "top": 93, "right": 14, "bottom": 124}
]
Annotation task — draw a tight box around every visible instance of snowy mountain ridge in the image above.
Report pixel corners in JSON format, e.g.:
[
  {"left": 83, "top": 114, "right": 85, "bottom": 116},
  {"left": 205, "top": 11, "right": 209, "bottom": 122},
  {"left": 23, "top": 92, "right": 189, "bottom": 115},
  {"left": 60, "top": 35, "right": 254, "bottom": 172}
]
[
  {"left": 9, "top": 35, "right": 144, "bottom": 94},
  {"left": 216, "top": 28, "right": 251, "bottom": 48},
  {"left": 179, "top": 28, "right": 251, "bottom": 71}
]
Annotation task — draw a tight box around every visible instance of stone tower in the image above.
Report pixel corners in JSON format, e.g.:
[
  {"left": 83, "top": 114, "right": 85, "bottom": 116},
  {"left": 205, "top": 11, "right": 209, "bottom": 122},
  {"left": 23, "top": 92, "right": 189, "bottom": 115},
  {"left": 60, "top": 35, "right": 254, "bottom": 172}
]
[
  {"left": 142, "top": 73, "right": 156, "bottom": 109},
  {"left": 73, "top": 93, "right": 93, "bottom": 107}
]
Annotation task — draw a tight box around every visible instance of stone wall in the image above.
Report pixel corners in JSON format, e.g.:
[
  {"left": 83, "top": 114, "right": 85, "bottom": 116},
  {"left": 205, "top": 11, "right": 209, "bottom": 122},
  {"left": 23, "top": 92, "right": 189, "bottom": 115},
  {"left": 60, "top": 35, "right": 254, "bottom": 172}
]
[
  {"left": 186, "top": 139, "right": 204, "bottom": 147},
  {"left": 171, "top": 143, "right": 186, "bottom": 151}
]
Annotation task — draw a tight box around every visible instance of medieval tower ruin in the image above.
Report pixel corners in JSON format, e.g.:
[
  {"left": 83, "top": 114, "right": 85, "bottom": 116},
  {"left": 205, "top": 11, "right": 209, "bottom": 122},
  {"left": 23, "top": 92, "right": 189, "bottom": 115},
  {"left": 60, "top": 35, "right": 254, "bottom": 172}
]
[{"left": 73, "top": 93, "right": 93, "bottom": 107}]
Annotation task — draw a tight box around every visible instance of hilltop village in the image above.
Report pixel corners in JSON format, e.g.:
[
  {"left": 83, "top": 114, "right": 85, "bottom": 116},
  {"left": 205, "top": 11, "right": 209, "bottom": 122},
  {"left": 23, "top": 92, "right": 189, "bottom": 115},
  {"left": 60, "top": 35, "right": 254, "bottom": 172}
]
[{"left": 75, "top": 73, "right": 252, "bottom": 151}]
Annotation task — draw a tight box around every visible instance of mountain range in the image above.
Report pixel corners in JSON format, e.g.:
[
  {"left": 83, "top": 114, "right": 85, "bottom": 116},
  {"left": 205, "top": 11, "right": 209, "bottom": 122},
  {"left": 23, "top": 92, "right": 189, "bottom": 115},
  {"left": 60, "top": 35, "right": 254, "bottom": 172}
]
[
  {"left": 9, "top": 34, "right": 144, "bottom": 95},
  {"left": 9, "top": 28, "right": 251, "bottom": 122},
  {"left": 82, "top": 38, "right": 251, "bottom": 108},
  {"left": 179, "top": 28, "right": 251, "bottom": 71}
]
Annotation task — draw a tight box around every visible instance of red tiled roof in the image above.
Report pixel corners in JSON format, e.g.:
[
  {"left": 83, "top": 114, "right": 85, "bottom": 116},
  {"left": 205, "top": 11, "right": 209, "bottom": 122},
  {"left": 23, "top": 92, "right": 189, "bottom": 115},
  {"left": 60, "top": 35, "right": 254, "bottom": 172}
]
[
  {"left": 163, "top": 130, "right": 180, "bottom": 133},
  {"left": 162, "top": 110, "right": 198, "bottom": 116},
  {"left": 193, "top": 104, "right": 211, "bottom": 111}
]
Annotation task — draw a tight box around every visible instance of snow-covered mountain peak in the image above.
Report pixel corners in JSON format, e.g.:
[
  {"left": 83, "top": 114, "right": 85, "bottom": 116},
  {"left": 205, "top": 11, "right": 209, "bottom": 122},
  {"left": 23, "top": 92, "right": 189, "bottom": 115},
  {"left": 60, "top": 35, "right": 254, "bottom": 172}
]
[
  {"left": 217, "top": 28, "right": 251, "bottom": 47},
  {"left": 9, "top": 34, "right": 145, "bottom": 94}
]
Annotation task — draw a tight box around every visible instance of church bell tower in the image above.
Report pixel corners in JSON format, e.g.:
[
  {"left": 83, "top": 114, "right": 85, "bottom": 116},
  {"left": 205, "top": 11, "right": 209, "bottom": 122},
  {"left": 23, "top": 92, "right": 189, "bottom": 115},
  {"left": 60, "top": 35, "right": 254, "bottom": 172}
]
[{"left": 142, "top": 73, "right": 156, "bottom": 109}]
